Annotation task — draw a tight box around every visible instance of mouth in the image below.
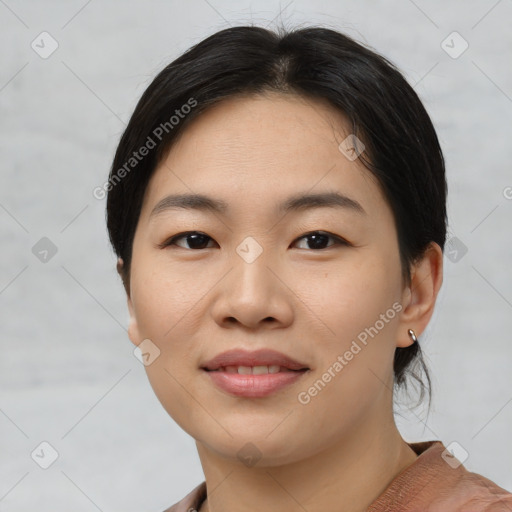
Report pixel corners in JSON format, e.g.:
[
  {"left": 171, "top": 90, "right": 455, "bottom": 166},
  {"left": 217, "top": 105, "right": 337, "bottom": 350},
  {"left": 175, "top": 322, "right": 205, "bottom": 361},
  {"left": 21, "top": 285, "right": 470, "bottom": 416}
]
[
  {"left": 201, "top": 364, "right": 310, "bottom": 398},
  {"left": 200, "top": 348, "right": 310, "bottom": 397},
  {"left": 203, "top": 365, "right": 308, "bottom": 374},
  {"left": 200, "top": 348, "right": 310, "bottom": 372}
]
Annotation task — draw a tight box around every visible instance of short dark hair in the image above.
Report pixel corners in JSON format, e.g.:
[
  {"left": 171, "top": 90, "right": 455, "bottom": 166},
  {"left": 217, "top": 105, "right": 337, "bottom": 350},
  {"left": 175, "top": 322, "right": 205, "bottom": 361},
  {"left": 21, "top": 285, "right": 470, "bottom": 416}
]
[{"left": 106, "top": 25, "right": 447, "bottom": 411}]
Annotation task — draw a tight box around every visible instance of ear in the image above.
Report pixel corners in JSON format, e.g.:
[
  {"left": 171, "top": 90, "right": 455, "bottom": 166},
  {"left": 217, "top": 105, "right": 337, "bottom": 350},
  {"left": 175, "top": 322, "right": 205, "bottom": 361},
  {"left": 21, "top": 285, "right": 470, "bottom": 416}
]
[
  {"left": 396, "top": 242, "right": 444, "bottom": 348},
  {"left": 117, "top": 257, "right": 141, "bottom": 347}
]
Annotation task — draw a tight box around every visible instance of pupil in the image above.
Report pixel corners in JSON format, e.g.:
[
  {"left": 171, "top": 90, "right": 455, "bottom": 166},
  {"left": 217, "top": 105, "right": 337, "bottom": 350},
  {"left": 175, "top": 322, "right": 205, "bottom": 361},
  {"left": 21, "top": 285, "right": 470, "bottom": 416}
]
[
  {"left": 308, "top": 234, "right": 327, "bottom": 249},
  {"left": 189, "top": 233, "right": 209, "bottom": 249}
]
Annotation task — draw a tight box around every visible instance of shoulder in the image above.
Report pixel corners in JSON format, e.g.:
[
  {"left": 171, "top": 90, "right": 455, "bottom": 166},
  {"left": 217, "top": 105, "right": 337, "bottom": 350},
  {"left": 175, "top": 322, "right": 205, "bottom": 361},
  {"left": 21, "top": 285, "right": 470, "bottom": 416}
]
[
  {"left": 161, "top": 481, "right": 206, "bottom": 512},
  {"left": 424, "top": 442, "right": 512, "bottom": 511},
  {"left": 428, "top": 467, "right": 512, "bottom": 511},
  {"left": 368, "top": 440, "right": 512, "bottom": 511}
]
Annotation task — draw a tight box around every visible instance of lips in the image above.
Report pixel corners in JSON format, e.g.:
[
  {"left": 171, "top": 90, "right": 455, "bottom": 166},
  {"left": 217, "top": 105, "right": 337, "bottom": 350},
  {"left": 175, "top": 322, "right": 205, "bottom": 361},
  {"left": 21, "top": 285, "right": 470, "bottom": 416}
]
[
  {"left": 201, "top": 349, "right": 310, "bottom": 398},
  {"left": 209, "top": 365, "right": 296, "bottom": 375},
  {"left": 201, "top": 348, "right": 310, "bottom": 372}
]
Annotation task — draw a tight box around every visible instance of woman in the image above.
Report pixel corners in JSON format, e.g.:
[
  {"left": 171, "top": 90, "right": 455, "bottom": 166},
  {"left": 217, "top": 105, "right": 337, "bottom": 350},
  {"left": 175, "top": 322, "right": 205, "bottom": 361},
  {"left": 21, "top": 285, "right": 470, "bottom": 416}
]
[{"left": 105, "top": 25, "right": 512, "bottom": 511}]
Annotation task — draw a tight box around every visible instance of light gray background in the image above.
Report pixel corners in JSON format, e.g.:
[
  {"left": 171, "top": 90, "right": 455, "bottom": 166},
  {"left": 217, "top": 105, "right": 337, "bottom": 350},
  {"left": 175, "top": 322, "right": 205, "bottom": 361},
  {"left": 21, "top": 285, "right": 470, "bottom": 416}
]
[{"left": 1, "top": 0, "right": 511, "bottom": 510}]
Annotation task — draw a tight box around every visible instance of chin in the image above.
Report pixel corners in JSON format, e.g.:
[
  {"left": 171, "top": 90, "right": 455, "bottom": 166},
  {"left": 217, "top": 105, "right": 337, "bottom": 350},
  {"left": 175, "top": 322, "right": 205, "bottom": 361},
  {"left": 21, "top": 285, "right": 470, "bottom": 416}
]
[{"left": 195, "top": 428, "right": 317, "bottom": 468}]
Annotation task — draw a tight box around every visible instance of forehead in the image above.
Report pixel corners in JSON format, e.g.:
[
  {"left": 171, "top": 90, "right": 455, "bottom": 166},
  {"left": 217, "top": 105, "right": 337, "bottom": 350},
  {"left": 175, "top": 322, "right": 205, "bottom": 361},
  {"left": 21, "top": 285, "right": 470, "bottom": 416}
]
[{"left": 140, "top": 92, "right": 385, "bottom": 220}]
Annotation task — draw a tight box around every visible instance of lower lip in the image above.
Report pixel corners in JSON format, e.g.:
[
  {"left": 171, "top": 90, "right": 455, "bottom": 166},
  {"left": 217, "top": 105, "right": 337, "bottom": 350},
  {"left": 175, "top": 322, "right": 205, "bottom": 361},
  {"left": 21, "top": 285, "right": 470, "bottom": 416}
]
[{"left": 203, "top": 369, "right": 308, "bottom": 398}]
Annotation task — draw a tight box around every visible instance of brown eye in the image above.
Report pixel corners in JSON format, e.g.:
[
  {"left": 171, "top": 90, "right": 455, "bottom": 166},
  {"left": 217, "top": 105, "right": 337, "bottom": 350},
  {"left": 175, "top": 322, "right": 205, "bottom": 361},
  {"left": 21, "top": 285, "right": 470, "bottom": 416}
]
[
  {"left": 159, "top": 231, "right": 216, "bottom": 250},
  {"left": 158, "top": 230, "right": 349, "bottom": 251},
  {"left": 292, "top": 231, "right": 349, "bottom": 250}
]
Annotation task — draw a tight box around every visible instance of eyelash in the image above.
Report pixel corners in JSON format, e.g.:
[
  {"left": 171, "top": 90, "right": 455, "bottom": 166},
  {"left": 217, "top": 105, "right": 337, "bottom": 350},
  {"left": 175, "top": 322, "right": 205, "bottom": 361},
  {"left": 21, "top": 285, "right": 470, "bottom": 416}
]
[{"left": 157, "top": 230, "right": 350, "bottom": 251}]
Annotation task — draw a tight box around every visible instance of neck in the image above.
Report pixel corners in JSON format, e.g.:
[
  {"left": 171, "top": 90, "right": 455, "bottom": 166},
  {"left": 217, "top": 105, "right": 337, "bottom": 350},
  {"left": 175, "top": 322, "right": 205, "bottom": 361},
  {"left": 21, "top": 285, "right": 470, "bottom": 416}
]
[{"left": 195, "top": 406, "right": 418, "bottom": 512}]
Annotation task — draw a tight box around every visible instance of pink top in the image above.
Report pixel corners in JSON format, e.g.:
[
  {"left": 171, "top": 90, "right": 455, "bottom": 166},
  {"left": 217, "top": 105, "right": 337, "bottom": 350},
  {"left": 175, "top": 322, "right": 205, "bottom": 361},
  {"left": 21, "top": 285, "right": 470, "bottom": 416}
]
[{"left": 163, "top": 440, "right": 512, "bottom": 511}]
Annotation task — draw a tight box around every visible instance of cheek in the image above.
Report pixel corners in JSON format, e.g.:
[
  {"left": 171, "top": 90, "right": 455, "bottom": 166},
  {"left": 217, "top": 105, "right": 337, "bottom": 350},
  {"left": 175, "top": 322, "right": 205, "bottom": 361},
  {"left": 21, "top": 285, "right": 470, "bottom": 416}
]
[
  {"left": 299, "top": 253, "right": 400, "bottom": 341},
  {"left": 129, "top": 266, "right": 203, "bottom": 430},
  {"left": 295, "top": 252, "right": 401, "bottom": 400},
  {"left": 292, "top": 267, "right": 399, "bottom": 441},
  {"left": 131, "top": 261, "right": 202, "bottom": 341}
]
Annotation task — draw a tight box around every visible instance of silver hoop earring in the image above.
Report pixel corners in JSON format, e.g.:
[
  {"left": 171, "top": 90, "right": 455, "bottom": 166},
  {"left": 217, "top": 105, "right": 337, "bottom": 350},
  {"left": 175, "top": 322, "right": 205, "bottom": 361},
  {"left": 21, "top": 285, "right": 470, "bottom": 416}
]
[{"left": 408, "top": 329, "right": 418, "bottom": 343}]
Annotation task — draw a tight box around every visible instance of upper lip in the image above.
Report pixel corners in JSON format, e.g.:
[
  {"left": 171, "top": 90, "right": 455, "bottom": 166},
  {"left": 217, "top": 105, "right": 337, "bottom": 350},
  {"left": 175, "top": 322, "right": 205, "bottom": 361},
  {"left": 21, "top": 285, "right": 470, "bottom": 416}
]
[{"left": 201, "top": 348, "right": 309, "bottom": 371}]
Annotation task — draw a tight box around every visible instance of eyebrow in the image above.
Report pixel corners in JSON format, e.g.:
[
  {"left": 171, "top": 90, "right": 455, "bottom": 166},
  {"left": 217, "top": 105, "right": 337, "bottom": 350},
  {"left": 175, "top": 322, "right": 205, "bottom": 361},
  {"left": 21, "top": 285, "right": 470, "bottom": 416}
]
[{"left": 149, "top": 191, "right": 367, "bottom": 220}]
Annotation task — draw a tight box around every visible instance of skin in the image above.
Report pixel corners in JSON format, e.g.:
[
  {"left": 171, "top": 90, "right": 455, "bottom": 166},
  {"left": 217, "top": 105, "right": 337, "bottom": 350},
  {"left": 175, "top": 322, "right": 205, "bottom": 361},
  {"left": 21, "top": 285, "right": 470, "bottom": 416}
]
[{"left": 117, "top": 92, "right": 443, "bottom": 512}]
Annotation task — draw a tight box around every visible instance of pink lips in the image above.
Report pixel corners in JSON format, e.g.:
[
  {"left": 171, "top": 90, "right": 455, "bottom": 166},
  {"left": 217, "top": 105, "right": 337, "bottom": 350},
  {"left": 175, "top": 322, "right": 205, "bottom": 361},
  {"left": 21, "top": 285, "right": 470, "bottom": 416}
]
[
  {"left": 201, "top": 348, "right": 309, "bottom": 371},
  {"left": 201, "top": 348, "right": 310, "bottom": 398}
]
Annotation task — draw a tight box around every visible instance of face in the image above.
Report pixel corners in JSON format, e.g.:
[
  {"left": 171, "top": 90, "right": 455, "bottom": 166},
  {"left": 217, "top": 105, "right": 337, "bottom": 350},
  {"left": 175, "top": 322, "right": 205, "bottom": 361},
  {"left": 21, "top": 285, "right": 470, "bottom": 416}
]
[{"left": 124, "top": 92, "right": 416, "bottom": 466}]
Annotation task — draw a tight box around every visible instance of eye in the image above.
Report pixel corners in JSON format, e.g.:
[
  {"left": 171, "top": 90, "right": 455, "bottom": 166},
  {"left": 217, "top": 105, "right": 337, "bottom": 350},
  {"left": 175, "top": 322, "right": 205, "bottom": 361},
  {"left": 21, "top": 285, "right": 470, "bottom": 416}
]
[
  {"left": 158, "top": 230, "right": 349, "bottom": 251},
  {"left": 292, "top": 231, "right": 349, "bottom": 250},
  {"left": 158, "top": 231, "right": 216, "bottom": 250}
]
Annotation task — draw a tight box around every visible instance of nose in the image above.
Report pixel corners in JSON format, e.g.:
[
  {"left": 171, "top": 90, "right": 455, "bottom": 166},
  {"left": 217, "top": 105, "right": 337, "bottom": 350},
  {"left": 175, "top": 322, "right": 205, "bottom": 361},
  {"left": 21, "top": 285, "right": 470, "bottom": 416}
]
[{"left": 210, "top": 249, "right": 294, "bottom": 331}]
